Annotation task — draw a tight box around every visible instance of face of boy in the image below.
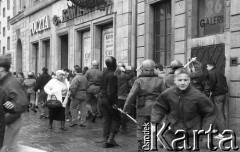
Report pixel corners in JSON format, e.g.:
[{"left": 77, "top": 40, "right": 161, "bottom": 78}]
[{"left": 174, "top": 73, "right": 190, "bottom": 90}]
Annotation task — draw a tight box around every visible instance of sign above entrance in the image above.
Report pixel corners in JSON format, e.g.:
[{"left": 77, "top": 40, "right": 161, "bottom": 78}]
[{"left": 30, "top": 16, "right": 50, "bottom": 35}]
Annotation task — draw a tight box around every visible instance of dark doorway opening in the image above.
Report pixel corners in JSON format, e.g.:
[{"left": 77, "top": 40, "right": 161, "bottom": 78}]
[
  {"left": 32, "top": 42, "right": 39, "bottom": 75},
  {"left": 42, "top": 39, "right": 50, "bottom": 70},
  {"left": 60, "top": 35, "right": 68, "bottom": 69}
]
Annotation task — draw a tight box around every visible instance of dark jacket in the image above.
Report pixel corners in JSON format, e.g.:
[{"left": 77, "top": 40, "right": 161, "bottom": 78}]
[
  {"left": 34, "top": 72, "right": 51, "bottom": 92},
  {"left": 85, "top": 68, "right": 102, "bottom": 94},
  {"left": 151, "top": 86, "right": 216, "bottom": 136},
  {"left": 100, "top": 68, "right": 118, "bottom": 106},
  {"left": 69, "top": 73, "right": 88, "bottom": 100},
  {"left": 165, "top": 72, "right": 175, "bottom": 88},
  {"left": 22, "top": 78, "right": 36, "bottom": 94},
  {"left": 0, "top": 72, "right": 28, "bottom": 125},
  {"left": 116, "top": 70, "right": 134, "bottom": 99},
  {"left": 208, "top": 67, "right": 228, "bottom": 96},
  {"left": 123, "top": 73, "right": 165, "bottom": 116},
  {"left": 0, "top": 87, "right": 7, "bottom": 149}
]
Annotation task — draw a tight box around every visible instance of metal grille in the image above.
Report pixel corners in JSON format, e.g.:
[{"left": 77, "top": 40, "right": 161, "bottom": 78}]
[{"left": 191, "top": 44, "right": 225, "bottom": 74}]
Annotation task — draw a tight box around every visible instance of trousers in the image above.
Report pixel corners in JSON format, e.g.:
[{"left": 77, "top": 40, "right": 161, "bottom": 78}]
[{"left": 70, "top": 98, "right": 87, "bottom": 124}]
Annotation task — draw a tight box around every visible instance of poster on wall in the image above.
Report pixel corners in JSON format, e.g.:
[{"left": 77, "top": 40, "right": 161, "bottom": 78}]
[
  {"left": 83, "top": 37, "right": 91, "bottom": 68},
  {"left": 103, "top": 32, "right": 114, "bottom": 67},
  {"left": 200, "top": 0, "right": 224, "bottom": 35}
]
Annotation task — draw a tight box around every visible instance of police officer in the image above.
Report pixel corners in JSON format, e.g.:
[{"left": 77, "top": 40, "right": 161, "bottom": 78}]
[
  {"left": 85, "top": 60, "right": 103, "bottom": 122},
  {"left": 99, "top": 56, "right": 121, "bottom": 148},
  {"left": 123, "top": 59, "right": 165, "bottom": 152},
  {"left": 165, "top": 60, "right": 183, "bottom": 88}
]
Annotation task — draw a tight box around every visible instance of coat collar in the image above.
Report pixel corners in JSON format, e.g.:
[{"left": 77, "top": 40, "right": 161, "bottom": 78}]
[{"left": 175, "top": 86, "right": 191, "bottom": 94}]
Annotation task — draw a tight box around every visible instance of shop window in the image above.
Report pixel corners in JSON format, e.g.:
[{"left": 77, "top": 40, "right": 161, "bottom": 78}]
[
  {"left": 3, "top": 8, "right": 5, "bottom": 17},
  {"left": 7, "top": 37, "right": 10, "bottom": 50},
  {"left": 3, "top": 27, "right": 5, "bottom": 37},
  {"left": 192, "top": 0, "right": 224, "bottom": 38},
  {"left": 7, "top": 16, "right": 10, "bottom": 30},
  {"left": 154, "top": 1, "right": 171, "bottom": 66},
  {"left": 7, "top": 0, "right": 10, "bottom": 10}
]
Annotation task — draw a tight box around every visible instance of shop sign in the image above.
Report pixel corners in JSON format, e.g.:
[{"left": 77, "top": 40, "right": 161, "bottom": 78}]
[
  {"left": 62, "top": 4, "right": 112, "bottom": 23},
  {"left": 30, "top": 16, "right": 50, "bottom": 35},
  {"left": 199, "top": 0, "right": 224, "bottom": 35},
  {"left": 103, "top": 33, "right": 114, "bottom": 58}
]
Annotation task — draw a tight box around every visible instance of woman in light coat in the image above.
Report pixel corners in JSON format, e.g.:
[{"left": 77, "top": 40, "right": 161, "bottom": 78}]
[{"left": 44, "top": 70, "right": 70, "bottom": 131}]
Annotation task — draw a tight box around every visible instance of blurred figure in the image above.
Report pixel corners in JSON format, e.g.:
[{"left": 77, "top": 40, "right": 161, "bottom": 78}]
[
  {"left": 44, "top": 70, "right": 69, "bottom": 131},
  {"left": 63, "top": 68, "right": 73, "bottom": 121},
  {"left": 22, "top": 72, "right": 37, "bottom": 112},
  {"left": 85, "top": 60, "right": 103, "bottom": 122},
  {"left": 73, "top": 65, "right": 80, "bottom": 77},
  {"left": 99, "top": 56, "right": 121, "bottom": 148},
  {"left": 188, "top": 57, "right": 203, "bottom": 91},
  {"left": 0, "top": 57, "right": 28, "bottom": 152},
  {"left": 0, "top": 88, "right": 7, "bottom": 150},
  {"left": 34, "top": 67, "right": 52, "bottom": 119},
  {"left": 115, "top": 62, "right": 134, "bottom": 132},
  {"left": 123, "top": 59, "right": 165, "bottom": 152},
  {"left": 154, "top": 63, "right": 166, "bottom": 79},
  {"left": 16, "top": 72, "right": 25, "bottom": 83},
  {"left": 206, "top": 61, "right": 228, "bottom": 139},
  {"left": 82, "top": 67, "right": 89, "bottom": 75},
  {"left": 165, "top": 60, "right": 183, "bottom": 88},
  {"left": 69, "top": 67, "right": 88, "bottom": 127}
]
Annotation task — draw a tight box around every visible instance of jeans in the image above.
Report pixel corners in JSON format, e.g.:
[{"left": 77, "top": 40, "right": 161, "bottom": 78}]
[
  {"left": 70, "top": 98, "right": 87, "bottom": 124},
  {"left": 213, "top": 94, "right": 226, "bottom": 133}
]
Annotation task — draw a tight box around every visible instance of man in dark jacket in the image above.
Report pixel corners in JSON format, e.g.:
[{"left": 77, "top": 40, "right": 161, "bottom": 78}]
[
  {"left": 151, "top": 68, "right": 216, "bottom": 150},
  {"left": 69, "top": 67, "right": 88, "bottom": 127},
  {"left": 0, "top": 56, "right": 28, "bottom": 152},
  {"left": 34, "top": 67, "right": 52, "bottom": 118},
  {"left": 85, "top": 60, "right": 103, "bottom": 122},
  {"left": 0, "top": 88, "right": 7, "bottom": 150},
  {"left": 207, "top": 61, "right": 228, "bottom": 139},
  {"left": 123, "top": 59, "right": 165, "bottom": 152},
  {"left": 99, "top": 56, "right": 121, "bottom": 148},
  {"left": 116, "top": 62, "right": 134, "bottom": 132},
  {"left": 188, "top": 57, "right": 203, "bottom": 91}
]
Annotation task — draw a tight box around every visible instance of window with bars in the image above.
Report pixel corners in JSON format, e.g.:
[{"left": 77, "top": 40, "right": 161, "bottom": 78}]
[
  {"left": 7, "top": 16, "right": 10, "bottom": 30},
  {"left": 154, "top": 1, "right": 171, "bottom": 66}
]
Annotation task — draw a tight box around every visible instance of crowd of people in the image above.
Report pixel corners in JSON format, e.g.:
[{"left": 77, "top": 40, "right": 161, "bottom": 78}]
[{"left": 0, "top": 55, "right": 228, "bottom": 152}]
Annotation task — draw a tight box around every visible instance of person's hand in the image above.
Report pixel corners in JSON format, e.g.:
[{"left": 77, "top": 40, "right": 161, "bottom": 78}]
[
  {"left": 191, "top": 57, "right": 197, "bottom": 62},
  {"left": 4, "top": 101, "right": 14, "bottom": 110},
  {"left": 112, "top": 104, "right": 118, "bottom": 109}
]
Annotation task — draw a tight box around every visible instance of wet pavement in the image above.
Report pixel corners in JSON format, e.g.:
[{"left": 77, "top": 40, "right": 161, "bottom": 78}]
[
  {"left": 9, "top": 111, "right": 137, "bottom": 152},
  {"left": 6, "top": 110, "right": 240, "bottom": 152}
]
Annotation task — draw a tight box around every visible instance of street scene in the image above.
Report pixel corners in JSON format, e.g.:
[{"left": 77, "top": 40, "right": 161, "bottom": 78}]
[{"left": 0, "top": 0, "right": 240, "bottom": 152}]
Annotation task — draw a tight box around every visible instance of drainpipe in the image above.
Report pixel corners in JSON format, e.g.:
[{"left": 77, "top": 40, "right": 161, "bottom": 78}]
[{"left": 131, "top": 0, "right": 137, "bottom": 69}]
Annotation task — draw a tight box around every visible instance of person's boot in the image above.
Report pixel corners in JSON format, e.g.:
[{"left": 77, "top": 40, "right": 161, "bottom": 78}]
[
  {"left": 95, "top": 136, "right": 108, "bottom": 143},
  {"left": 91, "top": 113, "right": 97, "bottom": 123},
  {"left": 137, "top": 140, "right": 144, "bottom": 152},
  {"left": 104, "top": 132, "right": 118, "bottom": 148},
  {"left": 49, "top": 120, "right": 53, "bottom": 129},
  {"left": 60, "top": 121, "right": 67, "bottom": 131},
  {"left": 31, "top": 104, "right": 37, "bottom": 112}
]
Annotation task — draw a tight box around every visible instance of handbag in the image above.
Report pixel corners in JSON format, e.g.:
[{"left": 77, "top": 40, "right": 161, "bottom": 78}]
[{"left": 46, "top": 95, "right": 62, "bottom": 109}]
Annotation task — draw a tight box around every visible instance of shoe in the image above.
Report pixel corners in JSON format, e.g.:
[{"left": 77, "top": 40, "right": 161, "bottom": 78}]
[
  {"left": 69, "top": 123, "right": 78, "bottom": 127},
  {"left": 65, "top": 119, "right": 70, "bottom": 122},
  {"left": 31, "top": 108, "right": 37, "bottom": 112},
  {"left": 39, "top": 114, "right": 45, "bottom": 119},
  {"left": 35, "top": 106, "right": 38, "bottom": 109},
  {"left": 79, "top": 124, "right": 86, "bottom": 127},
  {"left": 103, "top": 132, "right": 117, "bottom": 148},
  {"left": 60, "top": 127, "right": 68, "bottom": 131},
  {"left": 214, "top": 134, "right": 224, "bottom": 139}
]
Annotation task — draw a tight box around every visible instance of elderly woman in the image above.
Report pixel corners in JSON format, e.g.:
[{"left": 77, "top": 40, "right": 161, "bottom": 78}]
[{"left": 44, "top": 70, "right": 69, "bottom": 131}]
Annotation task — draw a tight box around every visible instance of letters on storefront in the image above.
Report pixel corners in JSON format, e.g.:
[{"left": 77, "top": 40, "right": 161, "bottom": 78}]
[
  {"left": 62, "top": 4, "right": 112, "bottom": 23},
  {"left": 30, "top": 16, "right": 50, "bottom": 35}
]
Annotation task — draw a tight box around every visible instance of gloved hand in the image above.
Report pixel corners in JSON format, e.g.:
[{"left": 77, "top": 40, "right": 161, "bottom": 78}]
[{"left": 112, "top": 104, "right": 118, "bottom": 109}]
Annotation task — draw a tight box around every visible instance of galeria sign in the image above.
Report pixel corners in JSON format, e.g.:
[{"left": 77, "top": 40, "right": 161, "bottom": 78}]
[{"left": 30, "top": 16, "right": 50, "bottom": 35}]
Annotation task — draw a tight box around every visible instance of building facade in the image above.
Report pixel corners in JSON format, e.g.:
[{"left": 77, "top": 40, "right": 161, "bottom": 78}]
[
  {"left": 9, "top": 0, "right": 240, "bottom": 129},
  {"left": 0, "top": 0, "right": 14, "bottom": 68}
]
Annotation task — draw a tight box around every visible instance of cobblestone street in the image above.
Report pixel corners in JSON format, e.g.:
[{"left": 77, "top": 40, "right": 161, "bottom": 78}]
[{"left": 9, "top": 111, "right": 137, "bottom": 152}]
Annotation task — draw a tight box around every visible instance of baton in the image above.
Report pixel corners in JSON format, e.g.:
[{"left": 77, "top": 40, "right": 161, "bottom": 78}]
[
  {"left": 117, "top": 108, "right": 137, "bottom": 124},
  {"left": 183, "top": 57, "right": 197, "bottom": 68}
]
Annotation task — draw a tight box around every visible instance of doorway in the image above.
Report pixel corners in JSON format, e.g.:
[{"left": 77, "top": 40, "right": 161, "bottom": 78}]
[
  {"left": 32, "top": 42, "right": 39, "bottom": 75},
  {"left": 42, "top": 39, "right": 50, "bottom": 70},
  {"left": 60, "top": 35, "right": 68, "bottom": 69},
  {"left": 16, "top": 39, "right": 23, "bottom": 72}
]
